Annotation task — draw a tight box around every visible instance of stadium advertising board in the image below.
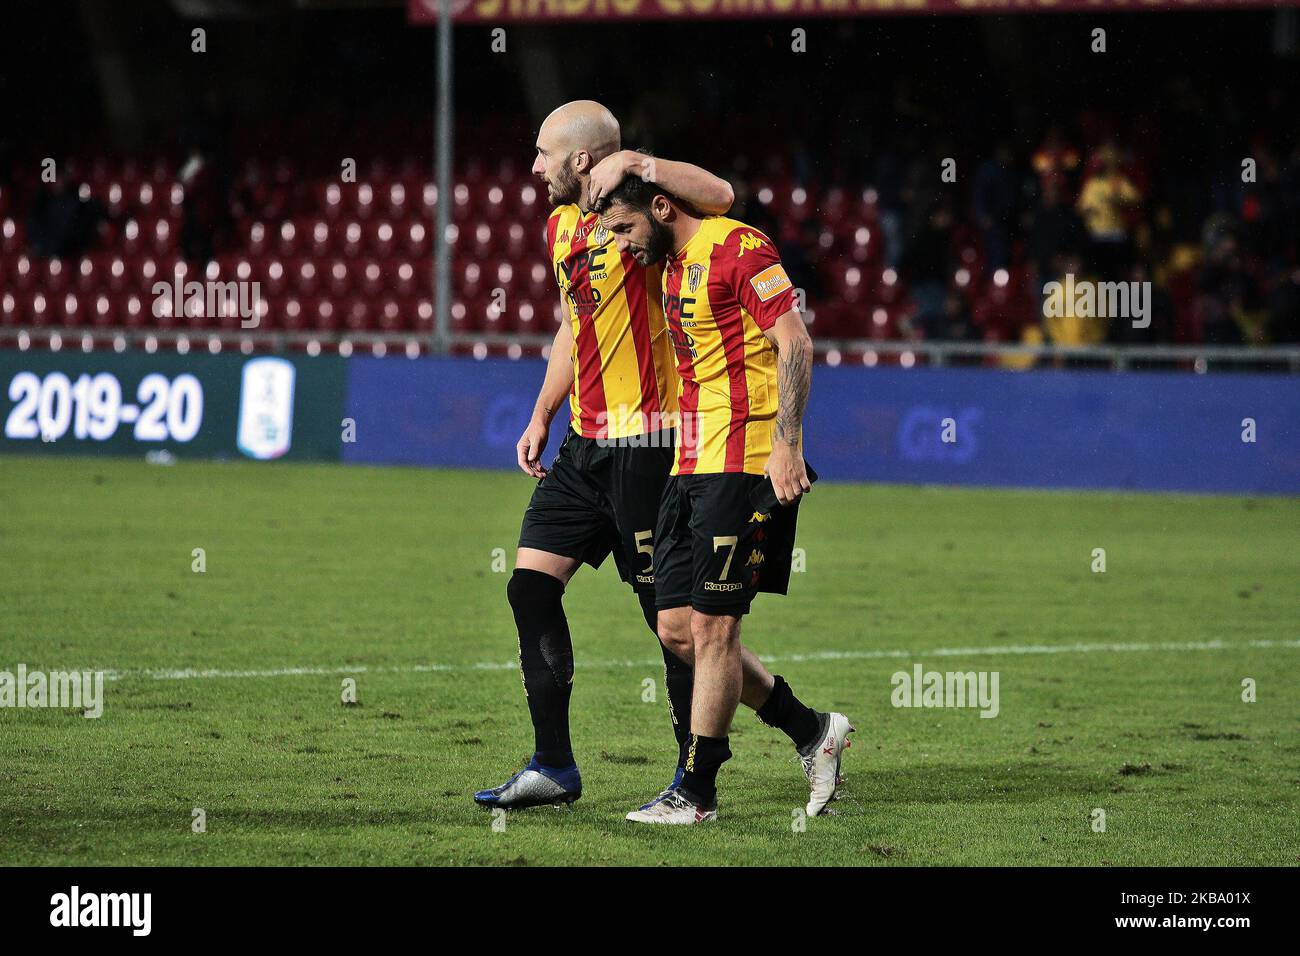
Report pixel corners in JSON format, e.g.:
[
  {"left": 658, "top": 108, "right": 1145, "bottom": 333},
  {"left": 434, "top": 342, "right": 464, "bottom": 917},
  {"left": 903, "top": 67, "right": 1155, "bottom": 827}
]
[
  {"left": 343, "top": 356, "right": 1300, "bottom": 495},
  {"left": 0, "top": 350, "right": 346, "bottom": 462},
  {"left": 410, "top": 0, "right": 1295, "bottom": 24},
  {"left": 341, "top": 354, "right": 574, "bottom": 470}
]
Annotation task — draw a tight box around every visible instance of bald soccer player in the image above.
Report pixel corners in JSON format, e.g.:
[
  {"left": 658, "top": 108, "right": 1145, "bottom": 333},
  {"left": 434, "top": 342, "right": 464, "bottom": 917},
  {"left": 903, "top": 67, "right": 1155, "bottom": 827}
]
[{"left": 475, "top": 102, "right": 845, "bottom": 816}]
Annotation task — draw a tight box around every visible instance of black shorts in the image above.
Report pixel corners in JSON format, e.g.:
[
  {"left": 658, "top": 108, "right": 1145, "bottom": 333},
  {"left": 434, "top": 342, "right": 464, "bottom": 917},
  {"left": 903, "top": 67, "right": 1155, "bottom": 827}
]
[
  {"left": 518, "top": 428, "right": 675, "bottom": 595},
  {"left": 653, "top": 473, "right": 803, "bottom": 617}
]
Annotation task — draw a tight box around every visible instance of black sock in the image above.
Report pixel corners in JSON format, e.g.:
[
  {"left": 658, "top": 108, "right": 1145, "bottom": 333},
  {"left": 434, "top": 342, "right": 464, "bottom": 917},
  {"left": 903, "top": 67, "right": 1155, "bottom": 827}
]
[
  {"left": 661, "top": 644, "right": 694, "bottom": 764},
  {"left": 508, "top": 569, "right": 574, "bottom": 768},
  {"left": 756, "top": 674, "right": 823, "bottom": 753},
  {"left": 642, "top": 592, "right": 693, "bottom": 766},
  {"left": 680, "top": 733, "right": 730, "bottom": 805}
]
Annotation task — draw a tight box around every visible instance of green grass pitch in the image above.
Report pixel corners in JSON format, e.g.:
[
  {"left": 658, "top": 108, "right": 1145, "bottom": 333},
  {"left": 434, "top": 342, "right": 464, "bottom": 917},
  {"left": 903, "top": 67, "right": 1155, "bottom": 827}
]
[{"left": 0, "top": 455, "right": 1296, "bottom": 866}]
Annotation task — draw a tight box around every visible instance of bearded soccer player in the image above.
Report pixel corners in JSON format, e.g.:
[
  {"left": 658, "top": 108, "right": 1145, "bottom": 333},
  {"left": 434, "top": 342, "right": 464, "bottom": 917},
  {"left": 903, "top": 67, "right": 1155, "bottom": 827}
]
[
  {"left": 474, "top": 101, "right": 839, "bottom": 816},
  {"left": 594, "top": 175, "right": 854, "bottom": 824}
]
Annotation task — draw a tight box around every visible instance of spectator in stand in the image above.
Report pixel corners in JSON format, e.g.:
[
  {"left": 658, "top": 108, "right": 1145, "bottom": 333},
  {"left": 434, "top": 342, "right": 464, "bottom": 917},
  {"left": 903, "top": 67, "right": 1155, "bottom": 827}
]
[
  {"left": 1026, "top": 179, "right": 1087, "bottom": 295},
  {"left": 27, "top": 178, "right": 104, "bottom": 259},
  {"left": 1196, "top": 232, "right": 1264, "bottom": 345},
  {"left": 973, "top": 142, "right": 1019, "bottom": 276},
  {"left": 1032, "top": 126, "right": 1081, "bottom": 201},
  {"left": 1110, "top": 262, "right": 1173, "bottom": 347},
  {"left": 925, "top": 290, "right": 976, "bottom": 342},
  {"left": 1236, "top": 145, "right": 1293, "bottom": 272},
  {"left": 1077, "top": 143, "right": 1142, "bottom": 279},
  {"left": 902, "top": 201, "right": 956, "bottom": 338},
  {"left": 1266, "top": 267, "right": 1300, "bottom": 344},
  {"left": 873, "top": 146, "right": 907, "bottom": 270},
  {"left": 179, "top": 146, "right": 231, "bottom": 264},
  {"left": 1042, "top": 253, "right": 1109, "bottom": 349}
]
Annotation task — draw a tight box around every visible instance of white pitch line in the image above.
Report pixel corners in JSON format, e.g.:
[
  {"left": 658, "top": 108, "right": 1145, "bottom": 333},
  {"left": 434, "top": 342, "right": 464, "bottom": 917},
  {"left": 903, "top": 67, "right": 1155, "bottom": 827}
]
[{"left": 99, "top": 638, "right": 1300, "bottom": 683}]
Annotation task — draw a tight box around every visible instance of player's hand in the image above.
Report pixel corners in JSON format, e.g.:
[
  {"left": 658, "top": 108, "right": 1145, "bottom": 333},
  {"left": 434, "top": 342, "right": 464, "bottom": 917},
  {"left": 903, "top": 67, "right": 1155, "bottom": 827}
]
[
  {"left": 587, "top": 150, "right": 636, "bottom": 209},
  {"left": 765, "top": 442, "right": 811, "bottom": 506},
  {"left": 517, "top": 417, "right": 550, "bottom": 478}
]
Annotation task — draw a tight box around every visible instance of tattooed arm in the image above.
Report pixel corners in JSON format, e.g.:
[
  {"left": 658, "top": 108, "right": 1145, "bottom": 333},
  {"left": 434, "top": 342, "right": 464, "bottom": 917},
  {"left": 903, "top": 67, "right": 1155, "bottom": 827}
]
[{"left": 763, "top": 310, "right": 814, "bottom": 505}]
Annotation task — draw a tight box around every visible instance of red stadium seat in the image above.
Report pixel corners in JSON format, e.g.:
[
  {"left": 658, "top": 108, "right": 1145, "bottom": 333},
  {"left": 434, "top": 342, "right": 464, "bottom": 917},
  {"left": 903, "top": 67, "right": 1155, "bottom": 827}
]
[
  {"left": 375, "top": 298, "right": 405, "bottom": 332},
  {"left": 1, "top": 217, "right": 22, "bottom": 254},
  {"left": 342, "top": 298, "right": 371, "bottom": 332},
  {"left": 293, "top": 258, "right": 320, "bottom": 296},
  {"left": 43, "top": 258, "right": 70, "bottom": 294},
  {"left": 325, "top": 259, "right": 352, "bottom": 297},
  {"left": 311, "top": 297, "right": 340, "bottom": 333},
  {"left": 1, "top": 291, "right": 21, "bottom": 327},
  {"left": 402, "top": 220, "right": 431, "bottom": 258},
  {"left": 280, "top": 297, "right": 306, "bottom": 332},
  {"left": 412, "top": 298, "right": 434, "bottom": 334}
]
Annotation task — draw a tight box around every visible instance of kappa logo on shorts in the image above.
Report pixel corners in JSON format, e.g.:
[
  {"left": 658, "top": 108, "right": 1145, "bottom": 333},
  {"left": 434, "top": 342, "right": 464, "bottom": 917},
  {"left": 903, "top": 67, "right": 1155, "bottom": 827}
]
[
  {"left": 750, "top": 511, "right": 771, "bottom": 523},
  {"left": 703, "top": 581, "right": 744, "bottom": 592},
  {"left": 749, "top": 264, "right": 793, "bottom": 302},
  {"left": 745, "top": 549, "right": 765, "bottom": 567}
]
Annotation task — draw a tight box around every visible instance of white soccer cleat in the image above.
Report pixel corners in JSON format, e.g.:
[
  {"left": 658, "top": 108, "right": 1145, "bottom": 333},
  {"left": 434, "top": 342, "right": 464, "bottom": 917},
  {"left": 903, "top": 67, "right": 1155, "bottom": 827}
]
[
  {"left": 800, "top": 712, "right": 855, "bottom": 816},
  {"left": 625, "top": 786, "right": 717, "bottom": 825}
]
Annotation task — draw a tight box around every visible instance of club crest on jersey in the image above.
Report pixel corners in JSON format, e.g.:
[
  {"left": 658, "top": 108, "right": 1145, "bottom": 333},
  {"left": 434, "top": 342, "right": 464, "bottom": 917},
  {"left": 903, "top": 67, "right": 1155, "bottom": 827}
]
[
  {"left": 591, "top": 224, "right": 609, "bottom": 246},
  {"left": 736, "top": 231, "right": 766, "bottom": 257},
  {"left": 687, "top": 263, "right": 704, "bottom": 293}
]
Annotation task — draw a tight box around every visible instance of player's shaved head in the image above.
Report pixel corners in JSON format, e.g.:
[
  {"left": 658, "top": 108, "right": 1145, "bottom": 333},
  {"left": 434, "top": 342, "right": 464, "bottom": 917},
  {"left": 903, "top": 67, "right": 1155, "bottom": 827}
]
[
  {"left": 533, "top": 100, "right": 622, "bottom": 208},
  {"left": 539, "top": 100, "right": 621, "bottom": 161}
]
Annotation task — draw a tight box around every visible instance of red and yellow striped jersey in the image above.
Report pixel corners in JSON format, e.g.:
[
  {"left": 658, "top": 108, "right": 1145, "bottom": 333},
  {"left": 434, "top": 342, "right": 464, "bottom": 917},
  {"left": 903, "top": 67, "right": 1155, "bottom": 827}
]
[
  {"left": 547, "top": 204, "right": 678, "bottom": 440},
  {"left": 661, "top": 217, "right": 797, "bottom": 476}
]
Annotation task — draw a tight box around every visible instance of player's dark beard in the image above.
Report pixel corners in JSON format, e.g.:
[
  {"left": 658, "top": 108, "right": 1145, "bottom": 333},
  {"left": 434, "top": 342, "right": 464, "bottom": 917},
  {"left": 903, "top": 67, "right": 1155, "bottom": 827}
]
[
  {"left": 549, "top": 163, "right": 581, "bottom": 207},
  {"left": 641, "top": 217, "right": 674, "bottom": 265}
]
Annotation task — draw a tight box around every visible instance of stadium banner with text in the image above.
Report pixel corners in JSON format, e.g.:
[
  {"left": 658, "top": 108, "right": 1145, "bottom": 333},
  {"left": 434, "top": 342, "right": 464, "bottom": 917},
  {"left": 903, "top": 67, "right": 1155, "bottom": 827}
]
[
  {"left": 0, "top": 350, "right": 346, "bottom": 462},
  {"left": 342, "top": 356, "right": 1300, "bottom": 495},
  {"left": 409, "top": 0, "right": 1297, "bottom": 24}
]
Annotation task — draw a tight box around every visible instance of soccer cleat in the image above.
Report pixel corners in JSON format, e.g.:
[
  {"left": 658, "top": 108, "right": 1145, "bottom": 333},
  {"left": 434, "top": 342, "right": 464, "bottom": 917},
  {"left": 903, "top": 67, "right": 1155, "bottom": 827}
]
[
  {"left": 625, "top": 785, "right": 716, "bottom": 824},
  {"left": 473, "top": 756, "right": 582, "bottom": 810},
  {"left": 800, "top": 712, "right": 855, "bottom": 816},
  {"left": 633, "top": 766, "right": 685, "bottom": 813}
]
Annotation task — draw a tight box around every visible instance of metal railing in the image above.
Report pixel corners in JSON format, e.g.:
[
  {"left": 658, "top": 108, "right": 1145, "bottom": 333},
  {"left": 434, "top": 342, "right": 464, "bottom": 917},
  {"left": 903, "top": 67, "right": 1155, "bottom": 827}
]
[{"left": 5, "top": 325, "right": 1299, "bottom": 372}]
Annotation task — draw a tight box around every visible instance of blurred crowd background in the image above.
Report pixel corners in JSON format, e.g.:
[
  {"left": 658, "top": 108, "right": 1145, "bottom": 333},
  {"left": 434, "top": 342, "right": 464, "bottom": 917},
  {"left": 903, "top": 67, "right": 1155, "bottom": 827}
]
[{"left": 1, "top": 2, "right": 1296, "bottom": 358}]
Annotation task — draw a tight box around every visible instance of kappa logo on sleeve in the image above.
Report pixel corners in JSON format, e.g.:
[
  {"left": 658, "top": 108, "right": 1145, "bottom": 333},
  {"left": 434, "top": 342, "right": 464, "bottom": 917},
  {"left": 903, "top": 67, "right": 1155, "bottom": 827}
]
[
  {"left": 749, "top": 263, "right": 793, "bottom": 302},
  {"left": 736, "top": 231, "right": 767, "bottom": 257}
]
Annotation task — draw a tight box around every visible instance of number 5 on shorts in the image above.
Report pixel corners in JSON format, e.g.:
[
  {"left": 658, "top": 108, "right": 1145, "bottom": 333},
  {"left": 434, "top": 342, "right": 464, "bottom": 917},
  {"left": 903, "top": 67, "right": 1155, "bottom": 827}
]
[
  {"left": 713, "top": 535, "right": 739, "bottom": 580},
  {"left": 635, "top": 529, "right": 654, "bottom": 572}
]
